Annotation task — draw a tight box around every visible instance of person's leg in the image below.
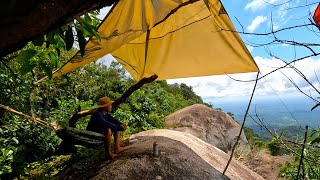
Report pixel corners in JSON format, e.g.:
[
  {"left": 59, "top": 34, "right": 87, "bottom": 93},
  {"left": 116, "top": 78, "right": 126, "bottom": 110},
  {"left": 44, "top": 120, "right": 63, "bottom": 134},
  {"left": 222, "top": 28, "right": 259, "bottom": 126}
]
[
  {"left": 105, "top": 128, "right": 117, "bottom": 159},
  {"left": 114, "top": 130, "right": 128, "bottom": 153}
]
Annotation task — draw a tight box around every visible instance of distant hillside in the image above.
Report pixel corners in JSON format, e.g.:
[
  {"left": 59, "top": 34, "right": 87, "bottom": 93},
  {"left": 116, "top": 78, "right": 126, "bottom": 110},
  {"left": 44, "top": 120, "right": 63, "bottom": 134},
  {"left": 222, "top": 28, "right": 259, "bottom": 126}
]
[{"left": 211, "top": 96, "right": 320, "bottom": 139}]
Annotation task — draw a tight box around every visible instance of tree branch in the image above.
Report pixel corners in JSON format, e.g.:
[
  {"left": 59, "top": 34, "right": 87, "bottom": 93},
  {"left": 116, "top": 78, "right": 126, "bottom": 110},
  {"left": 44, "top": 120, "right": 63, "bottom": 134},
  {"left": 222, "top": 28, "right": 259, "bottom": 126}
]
[
  {"left": 112, "top": 75, "right": 158, "bottom": 109},
  {"left": 68, "top": 75, "right": 158, "bottom": 127}
]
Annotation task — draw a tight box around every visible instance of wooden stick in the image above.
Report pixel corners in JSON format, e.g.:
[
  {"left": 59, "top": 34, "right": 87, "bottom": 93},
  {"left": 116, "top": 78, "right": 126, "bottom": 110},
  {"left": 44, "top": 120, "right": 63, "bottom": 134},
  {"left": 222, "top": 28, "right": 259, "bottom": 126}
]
[{"left": 0, "top": 103, "right": 59, "bottom": 130}]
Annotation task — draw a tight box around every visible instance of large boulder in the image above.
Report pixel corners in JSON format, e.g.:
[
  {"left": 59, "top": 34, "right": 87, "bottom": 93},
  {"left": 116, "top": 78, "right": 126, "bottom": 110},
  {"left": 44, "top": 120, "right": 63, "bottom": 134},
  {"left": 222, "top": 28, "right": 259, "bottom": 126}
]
[
  {"left": 165, "top": 104, "right": 249, "bottom": 153},
  {"left": 57, "top": 129, "right": 263, "bottom": 180}
]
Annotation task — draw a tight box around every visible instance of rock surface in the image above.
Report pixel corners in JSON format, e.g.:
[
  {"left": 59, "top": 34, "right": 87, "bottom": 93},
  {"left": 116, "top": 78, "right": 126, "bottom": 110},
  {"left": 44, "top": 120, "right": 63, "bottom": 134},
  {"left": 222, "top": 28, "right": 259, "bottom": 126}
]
[
  {"left": 58, "top": 130, "right": 263, "bottom": 180},
  {"left": 165, "top": 104, "right": 250, "bottom": 152},
  {"left": 130, "top": 130, "right": 264, "bottom": 180},
  {"left": 58, "top": 130, "right": 229, "bottom": 180}
]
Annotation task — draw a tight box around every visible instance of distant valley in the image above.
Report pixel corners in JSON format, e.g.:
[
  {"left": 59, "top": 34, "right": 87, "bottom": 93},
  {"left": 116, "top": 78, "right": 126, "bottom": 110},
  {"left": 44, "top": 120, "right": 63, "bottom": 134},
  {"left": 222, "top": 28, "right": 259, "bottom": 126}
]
[{"left": 207, "top": 95, "right": 320, "bottom": 140}]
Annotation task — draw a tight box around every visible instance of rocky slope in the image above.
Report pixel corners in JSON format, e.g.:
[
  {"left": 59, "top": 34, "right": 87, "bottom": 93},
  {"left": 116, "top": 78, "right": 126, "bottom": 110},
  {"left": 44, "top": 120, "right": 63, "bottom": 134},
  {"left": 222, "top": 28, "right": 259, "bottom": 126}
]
[
  {"left": 57, "top": 129, "right": 263, "bottom": 180},
  {"left": 165, "top": 104, "right": 249, "bottom": 153}
]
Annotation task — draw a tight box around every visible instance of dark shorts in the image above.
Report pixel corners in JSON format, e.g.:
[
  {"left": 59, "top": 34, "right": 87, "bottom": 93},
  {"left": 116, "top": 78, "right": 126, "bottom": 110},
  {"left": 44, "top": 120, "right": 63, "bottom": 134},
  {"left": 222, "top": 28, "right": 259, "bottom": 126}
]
[
  {"left": 87, "top": 111, "right": 122, "bottom": 135},
  {"left": 89, "top": 127, "right": 119, "bottom": 136}
]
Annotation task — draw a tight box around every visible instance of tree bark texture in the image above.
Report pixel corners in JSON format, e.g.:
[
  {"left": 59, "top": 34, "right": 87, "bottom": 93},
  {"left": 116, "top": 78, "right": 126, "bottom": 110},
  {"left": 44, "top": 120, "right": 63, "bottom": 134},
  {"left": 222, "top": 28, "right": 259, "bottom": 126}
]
[
  {"left": 112, "top": 75, "right": 158, "bottom": 109},
  {"left": 0, "top": 0, "right": 117, "bottom": 57}
]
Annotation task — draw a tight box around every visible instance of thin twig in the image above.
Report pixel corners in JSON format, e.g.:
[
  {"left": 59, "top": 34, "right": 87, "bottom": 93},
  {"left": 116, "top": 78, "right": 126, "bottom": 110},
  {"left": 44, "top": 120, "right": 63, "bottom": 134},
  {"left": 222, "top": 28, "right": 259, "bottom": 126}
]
[
  {"left": 0, "top": 58, "right": 22, "bottom": 82},
  {"left": 226, "top": 52, "right": 320, "bottom": 83},
  {"left": 249, "top": 113, "right": 320, "bottom": 148},
  {"left": 217, "top": 23, "right": 314, "bottom": 36},
  {"left": 297, "top": 126, "right": 308, "bottom": 179},
  {"left": 223, "top": 72, "right": 259, "bottom": 174}
]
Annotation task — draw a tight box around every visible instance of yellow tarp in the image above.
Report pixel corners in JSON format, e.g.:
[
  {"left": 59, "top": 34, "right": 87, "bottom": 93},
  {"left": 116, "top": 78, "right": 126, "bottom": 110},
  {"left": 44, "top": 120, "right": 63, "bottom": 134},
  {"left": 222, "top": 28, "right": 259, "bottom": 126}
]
[{"left": 48, "top": 0, "right": 258, "bottom": 81}]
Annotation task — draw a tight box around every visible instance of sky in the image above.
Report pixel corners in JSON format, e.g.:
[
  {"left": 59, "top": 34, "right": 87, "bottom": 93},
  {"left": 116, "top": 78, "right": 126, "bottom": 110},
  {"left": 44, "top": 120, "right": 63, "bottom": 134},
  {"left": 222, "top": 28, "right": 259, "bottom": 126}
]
[{"left": 97, "top": 0, "right": 320, "bottom": 103}]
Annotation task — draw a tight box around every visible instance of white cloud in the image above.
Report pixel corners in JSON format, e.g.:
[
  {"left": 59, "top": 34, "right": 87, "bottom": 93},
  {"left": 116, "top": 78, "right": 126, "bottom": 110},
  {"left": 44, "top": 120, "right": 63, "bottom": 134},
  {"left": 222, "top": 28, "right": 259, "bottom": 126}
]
[
  {"left": 167, "top": 57, "right": 320, "bottom": 101},
  {"left": 245, "top": 0, "right": 291, "bottom": 31},
  {"left": 245, "top": 0, "right": 279, "bottom": 11},
  {"left": 247, "top": 16, "right": 267, "bottom": 32}
]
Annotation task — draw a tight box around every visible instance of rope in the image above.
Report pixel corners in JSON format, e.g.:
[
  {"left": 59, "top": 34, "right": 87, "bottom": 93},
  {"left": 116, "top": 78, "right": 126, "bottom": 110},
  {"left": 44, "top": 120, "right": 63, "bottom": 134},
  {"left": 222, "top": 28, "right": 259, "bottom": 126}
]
[{"left": 0, "top": 103, "right": 60, "bottom": 130}]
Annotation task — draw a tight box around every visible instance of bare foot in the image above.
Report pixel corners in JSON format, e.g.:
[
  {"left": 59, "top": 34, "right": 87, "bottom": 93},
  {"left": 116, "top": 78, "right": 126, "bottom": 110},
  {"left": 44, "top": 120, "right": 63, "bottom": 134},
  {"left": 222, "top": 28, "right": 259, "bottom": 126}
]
[
  {"left": 114, "top": 146, "right": 128, "bottom": 154},
  {"left": 105, "top": 153, "right": 117, "bottom": 160}
]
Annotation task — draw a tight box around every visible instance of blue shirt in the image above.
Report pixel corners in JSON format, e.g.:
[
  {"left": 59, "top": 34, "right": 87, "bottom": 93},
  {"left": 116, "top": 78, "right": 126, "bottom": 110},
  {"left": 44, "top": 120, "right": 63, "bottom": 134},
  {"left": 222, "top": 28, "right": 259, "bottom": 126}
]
[{"left": 87, "top": 110, "right": 123, "bottom": 134}]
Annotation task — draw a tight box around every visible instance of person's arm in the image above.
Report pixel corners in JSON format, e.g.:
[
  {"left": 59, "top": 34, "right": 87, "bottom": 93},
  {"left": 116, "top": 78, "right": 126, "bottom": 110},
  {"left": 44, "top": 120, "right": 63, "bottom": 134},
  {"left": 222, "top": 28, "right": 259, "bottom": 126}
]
[
  {"left": 106, "top": 113, "right": 122, "bottom": 125},
  {"left": 106, "top": 113, "right": 127, "bottom": 130},
  {"left": 95, "top": 112, "right": 124, "bottom": 131}
]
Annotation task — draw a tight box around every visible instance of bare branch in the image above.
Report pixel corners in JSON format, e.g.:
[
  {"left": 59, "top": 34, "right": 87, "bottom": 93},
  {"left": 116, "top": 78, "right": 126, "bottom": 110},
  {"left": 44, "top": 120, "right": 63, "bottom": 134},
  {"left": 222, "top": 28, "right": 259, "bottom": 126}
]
[
  {"left": 217, "top": 23, "right": 315, "bottom": 36},
  {"left": 223, "top": 72, "right": 259, "bottom": 175},
  {"left": 261, "top": 0, "right": 293, "bottom": 7},
  {"left": 226, "top": 52, "right": 320, "bottom": 83},
  {"left": 0, "top": 58, "right": 22, "bottom": 82}
]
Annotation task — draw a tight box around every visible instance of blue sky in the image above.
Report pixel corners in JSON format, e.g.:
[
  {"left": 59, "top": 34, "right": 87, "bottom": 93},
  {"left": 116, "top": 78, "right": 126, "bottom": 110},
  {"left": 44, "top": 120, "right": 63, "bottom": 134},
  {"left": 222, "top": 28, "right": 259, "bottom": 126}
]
[
  {"left": 168, "top": 0, "right": 320, "bottom": 102},
  {"left": 97, "top": 1, "right": 320, "bottom": 103},
  {"left": 222, "top": 0, "right": 319, "bottom": 60}
]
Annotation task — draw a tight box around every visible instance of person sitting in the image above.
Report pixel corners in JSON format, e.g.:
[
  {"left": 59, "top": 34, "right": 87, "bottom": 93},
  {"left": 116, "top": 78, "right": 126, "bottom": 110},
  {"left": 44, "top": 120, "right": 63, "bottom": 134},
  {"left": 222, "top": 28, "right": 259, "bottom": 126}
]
[{"left": 87, "top": 97, "right": 128, "bottom": 159}]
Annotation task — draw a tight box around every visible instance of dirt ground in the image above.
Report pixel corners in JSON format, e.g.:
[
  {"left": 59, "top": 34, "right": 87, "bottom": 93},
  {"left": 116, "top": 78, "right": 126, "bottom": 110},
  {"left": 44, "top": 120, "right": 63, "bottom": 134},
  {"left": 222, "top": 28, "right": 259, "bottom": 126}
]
[{"left": 237, "top": 149, "right": 292, "bottom": 180}]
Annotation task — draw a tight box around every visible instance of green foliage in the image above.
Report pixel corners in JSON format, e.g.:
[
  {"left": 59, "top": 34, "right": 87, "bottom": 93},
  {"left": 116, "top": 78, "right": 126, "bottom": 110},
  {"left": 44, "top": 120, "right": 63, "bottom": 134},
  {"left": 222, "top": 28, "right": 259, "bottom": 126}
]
[
  {"left": 267, "top": 137, "right": 289, "bottom": 156},
  {"left": 0, "top": 115, "right": 60, "bottom": 179},
  {"left": 0, "top": 9, "right": 206, "bottom": 174},
  {"left": 0, "top": 137, "right": 18, "bottom": 175},
  {"left": 76, "top": 29, "right": 86, "bottom": 57},
  {"left": 5, "top": 10, "right": 102, "bottom": 79},
  {"left": 267, "top": 137, "right": 282, "bottom": 156},
  {"left": 3, "top": 8, "right": 203, "bottom": 179},
  {"left": 18, "top": 155, "right": 71, "bottom": 179},
  {"left": 227, "top": 112, "right": 235, "bottom": 120},
  {"left": 65, "top": 26, "right": 74, "bottom": 51},
  {"left": 309, "top": 129, "right": 320, "bottom": 144},
  {"left": 278, "top": 130, "right": 320, "bottom": 179},
  {"left": 48, "top": 99, "right": 93, "bottom": 129},
  {"left": 1, "top": 50, "right": 205, "bottom": 178},
  {"left": 243, "top": 127, "right": 267, "bottom": 149}
]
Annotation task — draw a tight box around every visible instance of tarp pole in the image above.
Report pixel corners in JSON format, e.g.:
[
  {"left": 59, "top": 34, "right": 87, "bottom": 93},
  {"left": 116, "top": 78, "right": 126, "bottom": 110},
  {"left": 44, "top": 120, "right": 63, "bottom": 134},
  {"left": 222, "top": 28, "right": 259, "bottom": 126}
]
[{"left": 223, "top": 72, "right": 260, "bottom": 175}]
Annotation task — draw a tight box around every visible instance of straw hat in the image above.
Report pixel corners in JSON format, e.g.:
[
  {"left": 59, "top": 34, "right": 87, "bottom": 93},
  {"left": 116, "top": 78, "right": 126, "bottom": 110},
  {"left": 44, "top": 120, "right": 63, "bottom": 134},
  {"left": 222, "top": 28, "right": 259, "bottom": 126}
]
[{"left": 98, "top": 97, "right": 114, "bottom": 108}]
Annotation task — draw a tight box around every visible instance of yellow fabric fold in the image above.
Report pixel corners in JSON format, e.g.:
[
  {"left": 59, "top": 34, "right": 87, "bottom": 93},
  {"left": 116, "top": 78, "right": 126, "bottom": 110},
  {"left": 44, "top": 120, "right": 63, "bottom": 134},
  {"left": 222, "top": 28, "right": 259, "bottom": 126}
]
[{"left": 48, "top": 0, "right": 258, "bottom": 81}]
